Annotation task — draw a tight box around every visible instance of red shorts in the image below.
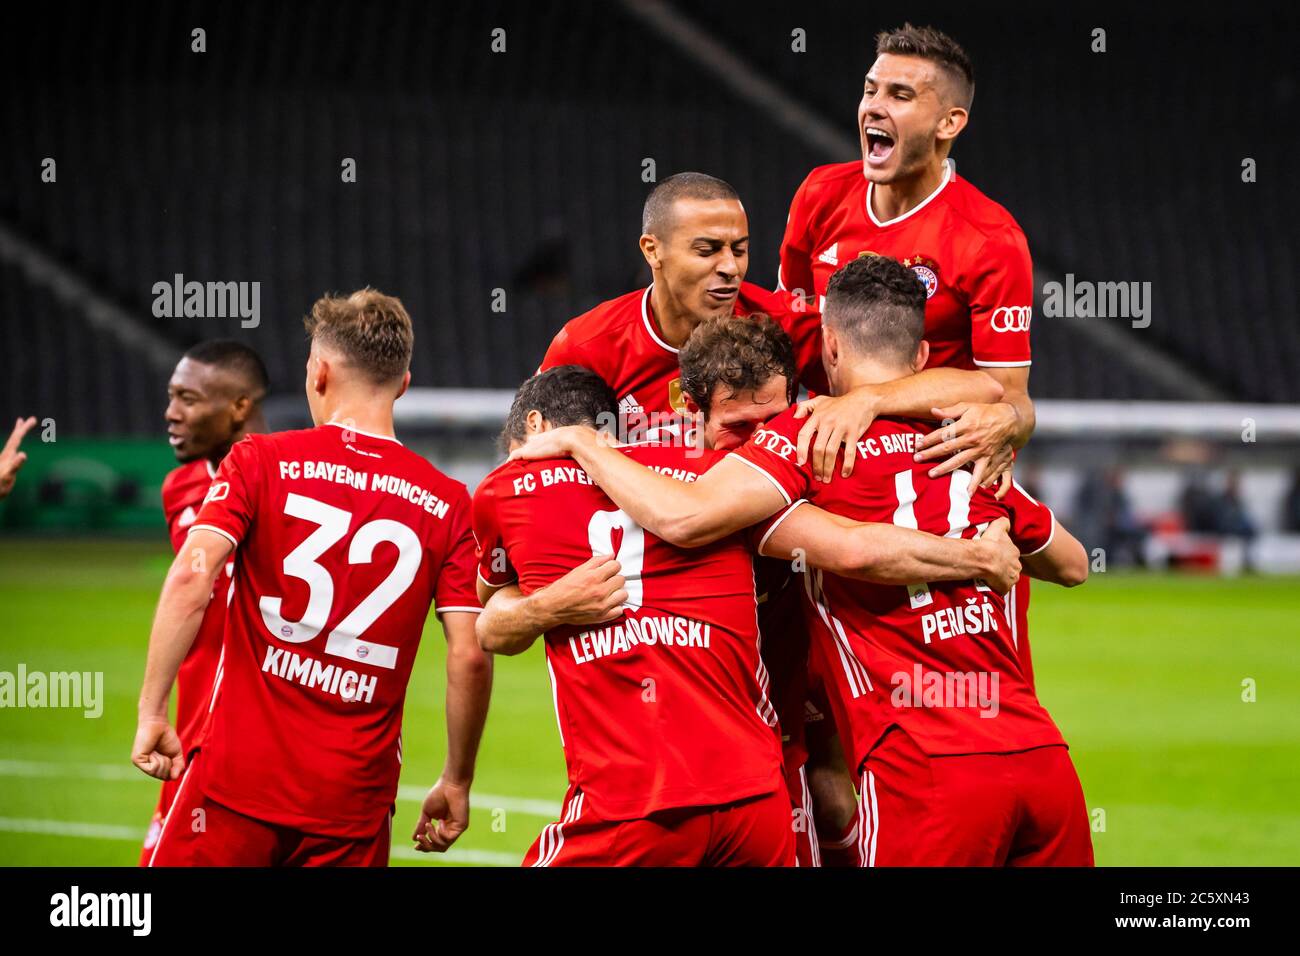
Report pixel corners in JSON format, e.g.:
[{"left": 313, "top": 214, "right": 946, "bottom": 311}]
[
  {"left": 785, "top": 760, "right": 819, "bottom": 867},
  {"left": 523, "top": 785, "right": 796, "bottom": 867},
  {"left": 139, "top": 774, "right": 184, "bottom": 867},
  {"left": 147, "top": 755, "right": 392, "bottom": 867},
  {"left": 858, "top": 729, "right": 1094, "bottom": 867}
]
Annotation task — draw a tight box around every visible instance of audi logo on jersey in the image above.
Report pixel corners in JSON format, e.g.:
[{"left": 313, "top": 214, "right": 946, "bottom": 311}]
[
  {"left": 990, "top": 305, "right": 1033, "bottom": 333},
  {"left": 753, "top": 429, "right": 796, "bottom": 461}
]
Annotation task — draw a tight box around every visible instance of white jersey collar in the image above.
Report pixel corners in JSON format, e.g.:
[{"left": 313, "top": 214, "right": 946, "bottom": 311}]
[
  {"left": 641, "top": 284, "right": 680, "bottom": 355},
  {"left": 866, "top": 159, "right": 953, "bottom": 228}
]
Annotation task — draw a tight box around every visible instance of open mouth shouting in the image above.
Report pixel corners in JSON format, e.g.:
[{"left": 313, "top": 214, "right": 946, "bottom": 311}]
[{"left": 864, "top": 125, "right": 896, "bottom": 167}]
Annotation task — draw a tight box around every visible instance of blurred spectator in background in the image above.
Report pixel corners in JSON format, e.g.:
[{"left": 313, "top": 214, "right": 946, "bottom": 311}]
[
  {"left": 1209, "top": 470, "right": 1257, "bottom": 543},
  {"left": 1179, "top": 474, "right": 1219, "bottom": 532},
  {"left": 1283, "top": 470, "right": 1300, "bottom": 533},
  {"left": 1074, "top": 467, "right": 1147, "bottom": 567}
]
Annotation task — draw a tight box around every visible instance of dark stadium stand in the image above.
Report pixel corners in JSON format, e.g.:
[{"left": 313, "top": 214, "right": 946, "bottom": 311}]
[
  {"left": 682, "top": 2, "right": 1300, "bottom": 403},
  {"left": 1, "top": 0, "right": 1296, "bottom": 435}
]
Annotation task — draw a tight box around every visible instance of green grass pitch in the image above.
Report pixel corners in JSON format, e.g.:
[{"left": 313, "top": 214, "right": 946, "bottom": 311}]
[{"left": 1, "top": 537, "right": 1297, "bottom": 866}]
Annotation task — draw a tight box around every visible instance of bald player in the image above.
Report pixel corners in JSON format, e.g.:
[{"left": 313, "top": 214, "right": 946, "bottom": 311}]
[{"left": 140, "top": 340, "right": 268, "bottom": 864}]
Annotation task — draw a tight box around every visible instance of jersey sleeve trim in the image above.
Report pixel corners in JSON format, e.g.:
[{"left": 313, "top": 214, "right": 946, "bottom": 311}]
[
  {"left": 188, "top": 523, "right": 239, "bottom": 549},
  {"left": 757, "top": 499, "right": 807, "bottom": 554},
  {"left": 725, "top": 452, "right": 793, "bottom": 505},
  {"left": 436, "top": 605, "right": 484, "bottom": 615},
  {"left": 973, "top": 359, "right": 1032, "bottom": 368},
  {"left": 476, "top": 568, "right": 517, "bottom": 588},
  {"left": 1022, "top": 512, "right": 1057, "bottom": 556}
]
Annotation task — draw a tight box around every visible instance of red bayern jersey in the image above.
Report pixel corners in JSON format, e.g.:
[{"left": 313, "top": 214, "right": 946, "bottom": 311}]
[
  {"left": 161, "top": 459, "right": 231, "bottom": 754},
  {"left": 472, "top": 443, "right": 784, "bottom": 821},
  {"left": 779, "top": 160, "right": 1033, "bottom": 371},
  {"left": 539, "top": 282, "right": 828, "bottom": 440},
  {"left": 733, "top": 407, "right": 1064, "bottom": 768},
  {"left": 752, "top": 554, "right": 810, "bottom": 770},
  {"left": 189, "top": 422, "right": 481, "bottom": 838}
]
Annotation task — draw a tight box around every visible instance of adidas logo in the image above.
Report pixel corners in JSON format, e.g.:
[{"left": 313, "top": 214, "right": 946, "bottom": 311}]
[
  {"left": 817, "top": 242, "right": 839, "bottom": 266},
  {"left": 619, "top": 394, "right": 643, "bottom": 415}
]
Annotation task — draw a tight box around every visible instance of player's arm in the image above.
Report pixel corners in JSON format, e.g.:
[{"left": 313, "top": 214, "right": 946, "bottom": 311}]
[
  {"left": 917, "top": 228, "right": 1037, "bottom": 497},
  {"left": 511, "top": 426, "right": 786, "bottom": 548},
  {"left": 1022, "top": 515, "right": 1088, "bottom": 588},
  {"left": 476, "top": 555, "right": 628, "bottom": 656},
  {"left": 760, "top": 504, "right": 1021, "bottom": 593},
  {"left": 132, "top": 528, "right": 232, "bottom": 780},
  {"left": 916, "top": 365, "right": 1035, "bottom": 497},
  {"left": 413, "top": 610, "right": 492, "bottom": 853},
  {"left": 793, "top": 368, "right": 1005, "bottom": 482}
]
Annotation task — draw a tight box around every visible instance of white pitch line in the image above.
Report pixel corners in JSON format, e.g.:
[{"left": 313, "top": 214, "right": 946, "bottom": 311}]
[
  {"left": 0, "top": 759, "right": 563, "bottom": 818},
  {"left": 0, "top": 759, "right": 140, "bottom": 782},
  {"left": 0, "top": 816, "right": 143, "bottom": 841},
  {"left": 0, "top": 817, "right": 520, "bottom": 866},
  {"left": 395, "top": 785, "right": 560, "bottom": 818}
]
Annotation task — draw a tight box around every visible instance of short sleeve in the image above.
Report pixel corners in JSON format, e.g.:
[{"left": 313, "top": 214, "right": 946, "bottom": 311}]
[
  {"left": 778, "top": 170, "right": 817, "bottom": 298},
  {"left": 538, "top": 322, "right": 585, "bottom": 374},
  {"left": 970, "top": 479, "right": 1055, "bottom": 555},
  {"left": 771, "top": 292, "right": 828, "bottom": 395},
  {"left": 191, "top": 436, "right": 262, "bottom": 549},
  {"left": 471, "top": 476, "right": 517, "bottom": 589},
  {"left": 160, "top": 469, "right": 190, "bottom": 553},
  {"left": 727, "top": 410, "right": 812, "bottom": 506},
  {"left": 434, "top": 487, "right": 483, "bottom": 614},
  {"left": 967, "top": 227, "right": 1034, "bottom": 368},
  {"left": 746, "top": 499, "right": 808, "bottom": 556}
]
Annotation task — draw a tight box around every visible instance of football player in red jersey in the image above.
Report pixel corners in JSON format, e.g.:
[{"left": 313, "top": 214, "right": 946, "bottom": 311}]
[
  {"left": 139, "top": 340, "right": 268, "bottom": 864},
  {"left": 132, "top": 290, "right": 493, "bottom": 866},
  {"left": 781, "top": 23, "right": 1045, "bottom": 687},
  {"left": 514, "top": 257, "right": 1093, "bottom": 865},
  {"left": 477, "top": 364, "right": 1021, "bottom": 866},
  {"left": 541, "top": 171, "right": 1008, "bottom": 446},
  {"left": 780, "top": 24, "right": 1034, "bottom": 488},
  {"left": 540, "top": 169, "right": 1012, "bottom": 860}
]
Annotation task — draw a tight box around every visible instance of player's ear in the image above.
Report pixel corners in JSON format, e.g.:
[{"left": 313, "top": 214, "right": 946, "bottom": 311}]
[
  {"left": 937, "top": 105, "right": 968, "bottom": 144},
  {"left": 230, "top": 393, "right": 253, "bottom": 427},
  {"left": 395, "top": 370, "right": 411, "bottom": 400},
  {"left": 823, "top": 323, "right": 841, "bottom": 369},
  {"left": 914, "top": 339, "right": 931, "bottom": 373},
  {"left": 681, "top": 392, "right": 701, "bottom": 416},
  {"left": 639, "top": 233, "right": 662, "bottom": 271},
  {"left": 525, "top": 409, "right": 546, "bottom": 435}
]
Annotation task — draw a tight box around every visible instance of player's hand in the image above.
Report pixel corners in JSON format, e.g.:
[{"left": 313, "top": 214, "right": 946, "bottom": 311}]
[
  {"left": 538, "top": 553, "right": 627, "bottom": 626},
  {"left": 915, "top": 403, "right": 1019, "bottom": 490},
  {"left": 793, "top": 387, "right": 879, "bottom": 483},
  {"left": 973, "top": 517, "right": 1020, "bottom": 594},
  {"left": 412, "top": 776, "right": 471, "bottom": 853},
  {"left": 131, "top": 716, "right": 185, "bottom": 781},
  {"left": 0, "top": 416, "right": 38, "bottom": 500},
  {"left": 976, "top": 456, "right": 1016, "bottom": 501},
  {"left": 509, "top": 424, "right": 606, "bottom": 462}
]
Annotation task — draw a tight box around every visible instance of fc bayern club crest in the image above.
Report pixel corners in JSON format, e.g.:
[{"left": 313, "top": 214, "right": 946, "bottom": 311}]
[{"left": 903, "top": 255, "right": 940, "bottom": 298}]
